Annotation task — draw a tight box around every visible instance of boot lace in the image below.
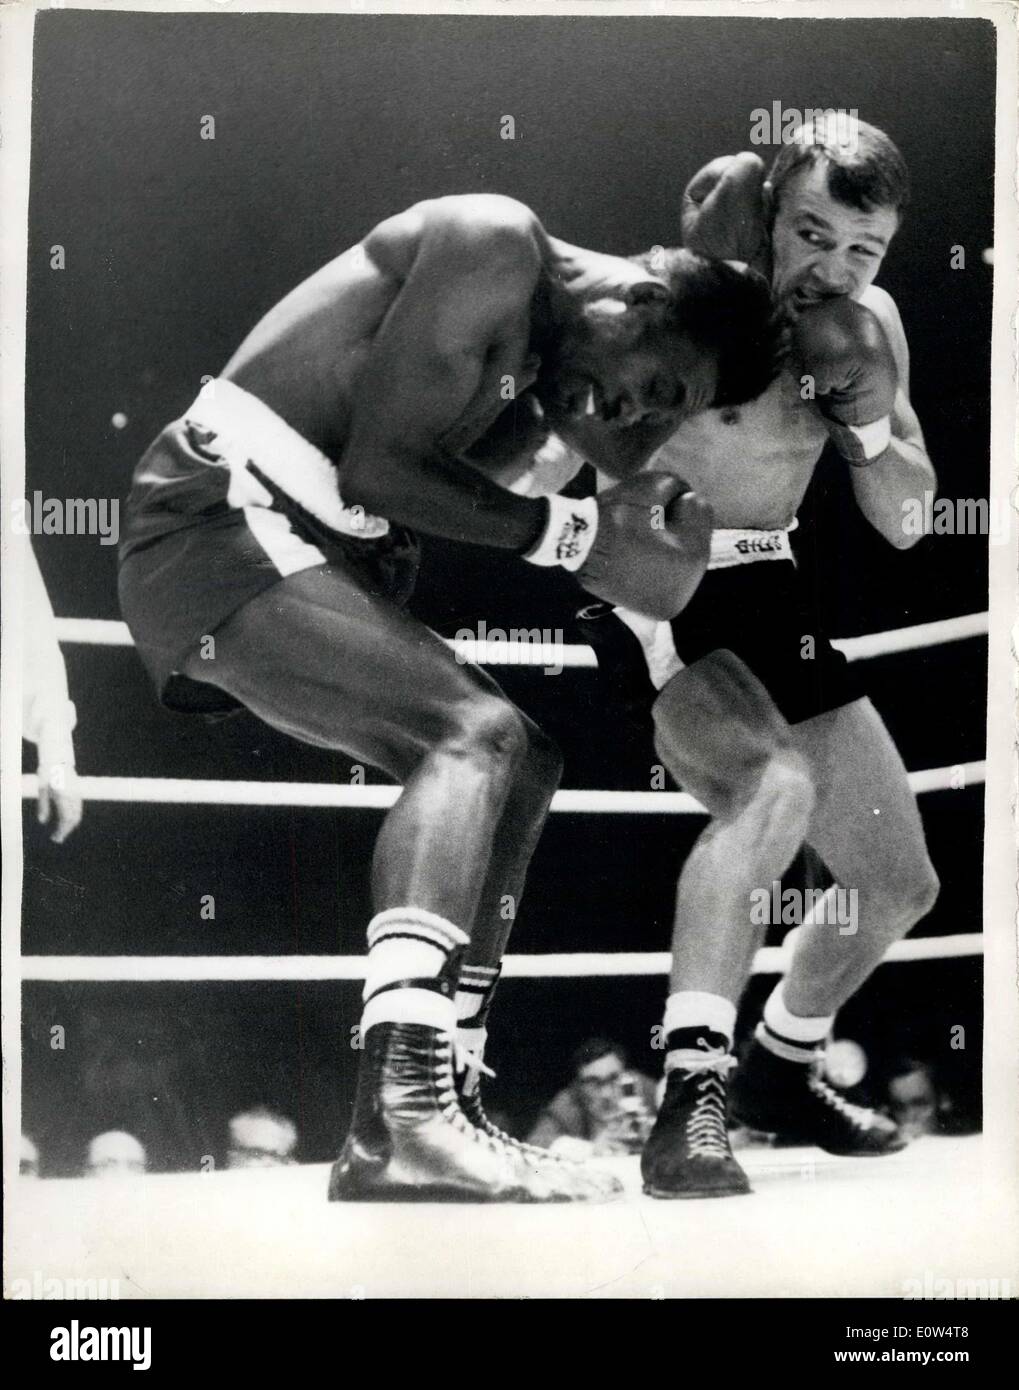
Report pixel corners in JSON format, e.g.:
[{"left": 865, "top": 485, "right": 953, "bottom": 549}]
[
  {"left": 807, "top": 1072, "right": 878, "bottom": 1132},
  {"left": 436, "top": 1033, "right": 524, "bottom": 1158},
  {"left": 450, "top": 1038, "right": 578, "bottom": 1165},
  {"left": 681, "top": 1040, "right": 737, "bottom": 1161}
]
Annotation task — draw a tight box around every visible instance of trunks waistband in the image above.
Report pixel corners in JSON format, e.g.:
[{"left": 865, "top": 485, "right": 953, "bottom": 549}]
[
  {"left": 708, "top": 520, "right": 797, "bottom": 570},
  {"left": 183, "top": 378, "right": 390, "bottom": 540}
]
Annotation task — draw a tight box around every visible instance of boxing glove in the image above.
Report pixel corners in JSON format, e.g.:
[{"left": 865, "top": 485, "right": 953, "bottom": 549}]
[
  {"left": 524, "top": 473, "right": 712, "bottom": 621},
  {"left": 792, "top": 299, "right": 898, "bottom": 464},
  {"left": 681, "top": 152, "right": 770, "bottom": 268}
]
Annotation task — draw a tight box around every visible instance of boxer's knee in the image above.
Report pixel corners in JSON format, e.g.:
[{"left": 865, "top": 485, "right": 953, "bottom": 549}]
[
  {"left": 916, "top": 860, "right": 942, "bottom": 919},
  {"left": 445, "top": 696, "right": 532, "bottom": 779},
  {"left": 864, "top": 854, "right": 940, "bottom": 931},
  {"left": 752, "top": 746, "right": 816, "bottom": 841}
]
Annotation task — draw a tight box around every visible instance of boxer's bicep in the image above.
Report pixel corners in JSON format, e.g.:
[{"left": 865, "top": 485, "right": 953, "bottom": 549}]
[{"left": 863, "top": 287, "right": 927, "bottom": 456}]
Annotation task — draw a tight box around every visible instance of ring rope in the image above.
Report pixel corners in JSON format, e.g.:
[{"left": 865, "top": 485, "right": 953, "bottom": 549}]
[
  {"left": 21, "top": 761, "right": 984, "bottom": 812},
  {"left": 50, "top": 610, "right": 988, "bottom": 665},
  {"left": 20, "top": 933, "right": 982, "bottom": 983}
]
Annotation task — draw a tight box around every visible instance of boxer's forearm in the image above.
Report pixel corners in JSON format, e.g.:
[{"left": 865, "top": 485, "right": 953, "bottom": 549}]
[
  {"left": 849, "top": 437, "right": 937, "bottom": 550},
  {"left": 342, "top": 446, "right": 548, "bottom": 551},
  {"left": 23, "top": 543, "right": 75, "bottom": 742}
]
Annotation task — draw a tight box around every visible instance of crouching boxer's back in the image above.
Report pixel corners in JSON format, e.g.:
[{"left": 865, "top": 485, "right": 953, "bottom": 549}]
[{"left": 118, "top": 193, "right": 782, "bottom": 1203}]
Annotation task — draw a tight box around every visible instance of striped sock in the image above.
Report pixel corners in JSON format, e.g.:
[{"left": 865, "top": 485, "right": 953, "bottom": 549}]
[
  {"left": 360, "top": 908, "right": 469, "bottom": 1034},
  {"left": 758, "top": 982, "right": 833, "bottom": 1064},
  {"left": 455, "top": 964, "right": 501, "bottom": 1082}
]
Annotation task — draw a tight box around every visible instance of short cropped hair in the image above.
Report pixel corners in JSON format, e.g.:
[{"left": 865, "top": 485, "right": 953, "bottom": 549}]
[
  {"left": 769, "top": 117, "right": 910, "bottom": 219},
  {"left": 630, "top": 246, "right": 785, "bottom": 408}
]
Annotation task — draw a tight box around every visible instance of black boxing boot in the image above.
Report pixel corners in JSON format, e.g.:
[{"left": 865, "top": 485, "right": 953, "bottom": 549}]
[
  {"left": 329, "top": 911, "right": 618, "bottom": 1202},
  {"left": 329, "top": 1009, "right": 621, "bottom": 1202},
  {"left": 731, "top": 1033, "right": 907, "bottom": 1156},
  {"left": 640, "top": 1030, "right": 751, "bottom": 1199}
]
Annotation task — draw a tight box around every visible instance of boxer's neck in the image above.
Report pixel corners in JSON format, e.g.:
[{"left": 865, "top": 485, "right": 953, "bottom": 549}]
[{"left": 542, "top": 236, "right": 653, "bottom": 317}]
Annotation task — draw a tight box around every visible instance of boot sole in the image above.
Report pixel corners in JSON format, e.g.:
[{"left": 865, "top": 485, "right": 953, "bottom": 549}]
[
  {"left": 643, "top": 1183, "right": 752, "bottom": 1200},
  {"left": 732, "top": 1123, "right": 908, "bottom": 1158},
  {"left": 330, "top": 1174, "right": 613, "bottom": 1203}
]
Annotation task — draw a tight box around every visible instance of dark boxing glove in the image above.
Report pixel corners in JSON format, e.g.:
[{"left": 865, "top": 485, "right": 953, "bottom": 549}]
[
  {"left": 792, "top": 298, "right": 898, "bottom": 465},
  {"left": 524, "top": 473, "right": 712, "bottom": 621},
  {"left": 681, "top": 152, "right": 770, "bottom": 268}
]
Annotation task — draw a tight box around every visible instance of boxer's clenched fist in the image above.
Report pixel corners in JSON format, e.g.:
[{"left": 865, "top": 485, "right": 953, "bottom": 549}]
[
  {"left": 681, "top": 152, "right": 770, "bottom": 267},
  {"left": 792, "top": 299, "right": 898, "bottom": 464},
  {"left": 524, "top": 473, "right": 712, "bottom": 620},
  {"left": 581, "top": 473, "right": 713, "bottom": 621}
]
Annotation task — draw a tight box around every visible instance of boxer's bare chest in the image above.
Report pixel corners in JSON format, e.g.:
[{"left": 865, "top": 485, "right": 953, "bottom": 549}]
[{"left": 648, "top": 369, "right": 830, "bottom": 529}]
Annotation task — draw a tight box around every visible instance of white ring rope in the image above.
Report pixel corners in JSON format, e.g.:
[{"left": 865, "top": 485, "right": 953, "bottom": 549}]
[
  {"left": 51, "top": 610, "right": 988, "bottom": 665},
  {"left": 22, "top": 613, "right": 984, "bottom": 988},
  {"left": 20, "top": 933, "right": 982, "bottom": 983},
  {"left": 33, "top": 610, "right": 983, "bottom": 810},
  {"left": 20, "top": 761, "right": 984, "bottom": 812}
]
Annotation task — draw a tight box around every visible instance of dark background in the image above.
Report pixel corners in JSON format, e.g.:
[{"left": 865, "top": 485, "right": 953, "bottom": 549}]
[{"left": 21, "top": 12, "right": 991, "bottom": 1172}]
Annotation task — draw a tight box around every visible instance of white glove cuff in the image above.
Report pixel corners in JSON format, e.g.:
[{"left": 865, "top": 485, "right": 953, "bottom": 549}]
[
  {"left": 523, "top": 494, "right": 599, "bottom": 572},
  {"left": 840, "top": 416, "right": 892, "bottom": 465}
]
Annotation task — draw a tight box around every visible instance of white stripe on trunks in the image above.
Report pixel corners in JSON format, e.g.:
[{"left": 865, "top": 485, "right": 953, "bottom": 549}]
[
  {"left": 242, "top": 506, "right": 326, "bottom": 578},
  {"left": 187, "top": 377, "right": 390, "bottom": 540}
]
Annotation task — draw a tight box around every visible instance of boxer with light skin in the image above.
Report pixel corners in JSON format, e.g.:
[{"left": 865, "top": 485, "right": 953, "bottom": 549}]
[
  {"left": 119, "top": 193, "right": 780, "bottom": 1203},
  {"left": 574, "top": 120, "right": 939, "bottom": 1198}
]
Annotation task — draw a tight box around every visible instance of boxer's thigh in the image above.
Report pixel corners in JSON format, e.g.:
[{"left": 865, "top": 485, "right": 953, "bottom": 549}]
[
  {"left": 183, "top": 564, "right": 513, "bottom": 778},
  {"left": 652, "top": 649, "right": 795, "bottom": 819}
]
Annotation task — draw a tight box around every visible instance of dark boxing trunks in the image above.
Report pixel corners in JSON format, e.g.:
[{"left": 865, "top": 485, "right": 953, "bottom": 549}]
[
  {"left": 118, "top": 380, "right": 419, "bottom": 714},
  {"left": 582, "top": 524, "right": 865, "bottom": 727}
]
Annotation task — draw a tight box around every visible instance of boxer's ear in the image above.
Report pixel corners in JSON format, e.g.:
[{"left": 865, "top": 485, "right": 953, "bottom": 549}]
[{"left": 622, "top": 279, "right": 670, "bottom": 309}]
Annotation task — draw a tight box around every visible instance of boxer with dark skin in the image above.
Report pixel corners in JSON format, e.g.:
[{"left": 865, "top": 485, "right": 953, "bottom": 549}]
[{"left": 119, "top": 193, "right": 780, "bottom": 1202}]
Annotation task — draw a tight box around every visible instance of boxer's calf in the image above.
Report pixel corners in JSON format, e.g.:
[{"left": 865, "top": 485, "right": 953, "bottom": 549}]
[{"left": 654, "top": 652, "right": 815, "bottom": 1002}]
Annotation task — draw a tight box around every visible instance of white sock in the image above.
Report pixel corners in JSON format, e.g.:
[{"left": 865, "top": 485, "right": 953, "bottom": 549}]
[
  {"left": 663, "top": 991, "right": 737, "bottom": 1044},
  {"left": 663, "top": 991, "right": 736, "bottom": 1072},
  {"left": 759, "top": 982, "right": 833, "bottom": 1063},
  {"left": 360, "top": 907, "right": 469, "bottom": 1034}
]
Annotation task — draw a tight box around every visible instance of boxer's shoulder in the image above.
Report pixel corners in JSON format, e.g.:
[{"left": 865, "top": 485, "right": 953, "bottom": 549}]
[
  {"left": 858, "top": 284, "right": 902, "bottom": 335},
  {"left": 366, "top": 194, "right": 542, "bottom": 278},
  {"left": 857, "top": 285, "right": 908, "bottom": 374},
  {"left": 424, "top": 192, "right": 541, "bottom": 238}
]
